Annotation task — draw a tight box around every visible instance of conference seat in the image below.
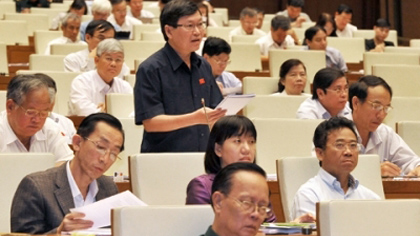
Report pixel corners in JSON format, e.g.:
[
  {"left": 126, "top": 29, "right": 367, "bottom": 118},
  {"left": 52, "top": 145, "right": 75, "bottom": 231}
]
[
  {"left": 132, "top": 24, "right": 160, "bottom": 41},
  {"left": 384, "top": 46, "right": 420, "bottom": 55},
  {"left": 410, "top": 39, "right": 420, "bottom": 47},
  {"left": 50, "top": 2, "right": 72, "bottom": 10},
  {"left": 291, "top": 28, "right": 305, "bottom": 44},
  {"left": 300, "top": 22, "right": 315, "bottom": 29},
  {"left": 231, "top": 35, "right": 263, "bottom": 44},
  {"left": 242, "top": 77, "right": 278, "bottom": 95},
  {"left": 396, "top": 121, "right": 420, "bottom": 156},
  {"left": 372, "top": 64, "right": 420, "bottom": 97},
  {"left": 363, "top": 52, "right": 419, "bottom": 75},
  {"left": 34, "top": 30, "right": 62, "bottom": 54},
  {"left": 30, "top": 8, "right": 64, "bottom": 28},
  {"left": 253, "top": 118, "right": 323, "bottom": 174},
  {"left": 317, "top": 199, "right": 420, "bottom": 236},
  {"left": 0, "top": 20, "right": 29, "bottom": 45},
  {"left": 124, "top": 74, "right": 136, "bottom": 87},
  {"left": 129, "top": 153, "right": 205, "bottom": 205},
  {"left": 227, "top": 20, "right": 240, "bottom": 27},
  {"left": 50, "top": 44, "right": 88, "bottom": 56},
  {"left": 4, "top": 13, "right": 49, "bottom": 36},
  {"left": 0, "top": 153, "right": 55, "bottom": 232},
  {"left": 141, "top": 31, "right": 164, "bottom": 41},
  {"left": 213, "top": 7, "right": 228, "bottom": 25},
  {"left": 277, "top": 154, "right": 384, "bottom": 222},
  {"left": 0, "top": 1, "right": 16, "bottom": 20},
  {"left": 243, "top": 95, "right": 308, "bottom": 119},
  {"left": 120, "top": 40, "right": 165, "bottom": 70},
  {"left": 0, "top": 90, "right": 6, "bottom": 112},
  {"left": 112, "top": 205, "right": 214, "bottom": 236},
  {"left": 353, "top": 29, "right": 398, "bottom": 46},
  {"left": 226, "top": 43, "right": 262, "bottom": 72},
  {"left": 208, "top": 12, "right": 223, "bottom": 27},
  {"left": 143, "top": 5, "right": 160, "bottom": 18},
  {"left": 0, "top": 42, "right": 8, "bottom": 74},
  {"left": 326, "top": 37, "right": 365, "bottom": 63},
  {"left": 382, "top": 96, "right": 420, "bottom": 130},
  {"left": 206, "top": 26, "right": 235, "bottom": 42},
  {"left": 29, "top": 54, "right": 66, "bottom": 71},
  {"left": 105, "top": 93, "right": 134, "bottom": 118}
]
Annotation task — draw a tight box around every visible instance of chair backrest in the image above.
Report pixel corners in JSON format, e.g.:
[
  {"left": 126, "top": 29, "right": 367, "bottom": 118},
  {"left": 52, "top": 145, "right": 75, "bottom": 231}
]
[
  {"left": 363, "top": 52, "right": 419, "bottom": 75},
  {"left": 129, "top": 153, "right": 205, "bottom": 205},
  {"left": 143, "top": 6, "right": 160, "bottom": 17},
  {"left": 213, "top": 7, "right": 228, "bottom": 25},
  {"left": 0, "top": 1, "right": 15, "bottom": 20},
  {"left": 300, "top": 22, "right": 315, "bottom": 29},
  {"left": 242, "top": 77, "right": 278, "bottom": 95},
  {"left": 106, "top": 93, "right": 134, "bottom": 118},
  {"left": 50, "top": 44, "right": 88, "bottom": 55},
  {"left": 0, "top": 20, "right": 28, "bottom": 45},
  {"left": 231, "top": 34, "right": 262, "bottom": 44},
  {"left": 384, "top": 46, "right": 420, "bottom": 55},
  {"left": 141, "top": 31, "right": 164, "bottom": 41},
  {"left": 326, "top": 37, "right": 365, "bottom": 63},
  {"left": 0, "top": 153, "right": 55, "bottom": 232},
  {"left": 226, "top": 43, "right": 262, "bottom": 72},
  {"left": 17, "top": 70, "right": 80, "bottom": 115},
  {"left": 0, "top": 42, "right": 8, "bottom": 74},
  {"left": 4, "top": 13, "right": 49, "bottom": 36},
  {"left": 132, "top": 24, "right": 160, "bottom": 40},
  {"left": 112, "top": 205, "right": 214, "bottom": 236},
  {"left": 353, "top": 29, "right": 398, "bottom": 46},
  {"left": 105, "top": 118, "right": 143, "bottom": 176},
  {"left": 396, "top": 121, "right": 420, "bottom": 156},
  {"left": 269, "top": 50, "right": 325, "bottom": 88},
  {"left": 34, "top": 30, "right": 62, "bottom": 54},
  {"left": 318, "top": 199, "right": 420, "bottom": 236},
  {"left": 206, "top": 26, "right": 236, "bottom": 42},
  {"left": 292, "top": 28, "right": 306, "bottom": 44},
  {"left": 50, "top": 2, "right": 72, "bottom": 10},
  {"left": 29, "top": 54, "right": 65, "bottom": 71},
  {"left": 277, "top": 154, "right": 384, "bottom": 222},
  {"left": 228, "top": 20, "right": 240, "bottom": 27},
  {"left": 372, "top": 64, "right": 420, "bottom": 97},
  {"left": 260, "top": 20, "right": 271, "bottom": 33},
  {"left": 208, "top": 12, "right": 223, "bottom": 27},
  {"left": 81, "top": 14, "right": 93, "bottom": 22},
  {"left": 253, "top": 118, "right": 323, "bottom": 174},
  {"left": 125, "top": 74, "right": 136, "bottom": 87},
  {"left": 243, "top": 95, "right": 308, "bottom": 119},
  {"left": 410, "top": 39, "right": 420, "bottom": 47},
  {"left": 30, "top": 8, "right": 64, "bottom": 27},
  {"left": 0, "top": 90, "right": 6, "bottom": 112},
  {"left": 120, "top": 40, "right": 164, "bottom": 70},
  {"left": 383, "top": 96, "right": 420, "bottom": 130}
]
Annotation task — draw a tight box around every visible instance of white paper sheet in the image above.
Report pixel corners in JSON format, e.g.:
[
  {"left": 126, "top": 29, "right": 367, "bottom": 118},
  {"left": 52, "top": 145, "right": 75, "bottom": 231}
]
[
  {"left": 216, "top": 94, "right": 255, "bottom": 115},
  {"left": 70, "top": 191, "right": 147, "bottom": 229}
]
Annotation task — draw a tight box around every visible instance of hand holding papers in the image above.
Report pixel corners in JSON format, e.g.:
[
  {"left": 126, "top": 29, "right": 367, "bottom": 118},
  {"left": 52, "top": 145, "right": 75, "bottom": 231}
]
[
  {"left": 216, "top": 94, "right": 255, "bottom": 116},
  {"left": 70, "top": 191, "right": 147, "bottom": 229}
]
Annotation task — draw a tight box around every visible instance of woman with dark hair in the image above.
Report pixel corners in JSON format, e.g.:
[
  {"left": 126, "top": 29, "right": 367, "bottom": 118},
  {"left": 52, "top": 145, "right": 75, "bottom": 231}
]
[
  {"left": 51, "top": 0, "right": 88, "bottom": 30},
  {"left": 316, "top": 12, "right": 337, "bottom": 37},
  {"left": 272, "top": 59, "right": 309, "bottom": 96}
]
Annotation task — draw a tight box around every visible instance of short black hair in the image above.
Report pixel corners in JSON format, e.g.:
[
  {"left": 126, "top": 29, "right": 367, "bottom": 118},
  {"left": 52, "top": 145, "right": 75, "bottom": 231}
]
[
  {"left": 204, "top": 115, "right": 257, "bottom": 174},
  {"left": 211, "top": 162, "right": 266, "bottom": 205},
  {"left": 287, "top": 0, "right": 304, "bottom": 8},
  {"left": 160, "top": 0, "right": 200, "bottom": 41},
  {"left": 86, "top": 20, "right": 115, "bottom": 37},
  {"left": 77, "top": 113, "right": 125, "bottom": 152},
  {"left": 202, "top": 36, "right": 231, "bottom": 56},
  {"left": 271, "top": 15, "right": 291, "bottom": 31},
  {"left": 316, "top": 12, "right": 335, "bottom": 29},
  {"left": 69, "top": 0, "right": 88, "bottom": 15},
  {"left": 337, "top": 4, "right": 353, "bottom": 14},
  {"left": 312, "top": 67, "right": 345, "bottom": 99},
  {"left": 348, "top": 75, "right": 393, "bottom": 110},
  {"left": 313, "top": 117, "right": 357, "bottom": 150},
  {"left": 375, "top": 18, "right": 391, "bottom": 28},
  {"left": 278, "top": 59, "right": 306, "bottom": 92},
  {"left": 305, "top": 26, "right": 326, "bottom": 41},
  {"left": 110, "top": 0, "right": 124, "bottom": 6}
]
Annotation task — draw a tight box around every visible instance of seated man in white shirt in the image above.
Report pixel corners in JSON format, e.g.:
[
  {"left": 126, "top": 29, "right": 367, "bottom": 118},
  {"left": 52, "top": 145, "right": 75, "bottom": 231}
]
[
  {"left": 297, "top": 67, "right": 351, "bottom": 119},
  {"left": 276, "top": 0, "right": 312, "bottom": 28},
  {"left": 0, "top": 74, "right": 73, "bottom": 165},
  {"left": 69, "top": 38, "right": 133, "bottom": 116},
  {"left": 202, "top": 37, "right": 242, "bottom": 96},
  {"left": 127, "top": 0, "right": 155, "bottom": 23},
  {"left": 229, "top": 7, "right": 266, "bottom": 42},
  {"left": 256, "top": 15, "right": 295, "bottom": 56},
  {"left": 108, "top": 0, "right": 143, "bottom": 39},
  {"left": 349, "top": 76, "right": 420, "bottom": 176},
  {"left": 45, "top": 13, "right": 87, "bottom": 55},
  {"left": 291, "top": 117, "right": 380, "bottom": 221},
  {"left": 64, "top": 20, "right": 130, "bottom": 79},
  {"left": 334, "top": 4, "right": 357, "bottom": 37}
]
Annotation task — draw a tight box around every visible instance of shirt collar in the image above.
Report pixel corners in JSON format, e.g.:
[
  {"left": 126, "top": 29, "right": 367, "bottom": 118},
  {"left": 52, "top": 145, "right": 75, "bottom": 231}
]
[
  {"left": 3, "top": 111, "right": 47, "bottom": 145},
  {"left": 66, "top": 161, "right": 99, "bottom": 207},
  {"left": 164, "top": 43, "right": 201, "bottom": 71},
  {"left": 319, "top": 168, "right": 359, "bottom": 190},
  {"left": 93, "top": 70, "right": 112, "bottom": 93}
]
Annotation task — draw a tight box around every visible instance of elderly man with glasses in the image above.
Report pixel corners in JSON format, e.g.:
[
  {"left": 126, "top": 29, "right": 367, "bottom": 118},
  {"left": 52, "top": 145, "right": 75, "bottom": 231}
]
[
  {"left": 349, "top": 76, "right": 420, "bottom": 176},
  {"left": 297, "top": 67, "right": 351, "bottom": 119},
  {"left": 228, "top": 7, "right": 266, "bottom": 42},
  {"left": 0, "top": 74, "right": 73, "bottom": 166},
  {"left": 11, "top": 113, "right": 123, "bottom": 234}
]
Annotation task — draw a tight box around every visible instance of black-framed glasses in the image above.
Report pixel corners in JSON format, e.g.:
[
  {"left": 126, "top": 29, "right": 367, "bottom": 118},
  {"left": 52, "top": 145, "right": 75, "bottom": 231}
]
[{"left": 84, "top": 137, "right": 121, "bottom": 161}]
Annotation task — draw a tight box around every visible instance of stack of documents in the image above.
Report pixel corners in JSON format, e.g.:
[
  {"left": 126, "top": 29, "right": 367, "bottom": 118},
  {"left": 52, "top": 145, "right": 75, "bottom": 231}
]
[{"left": 260, "top": 223, "right": 315, "bottom": 235}]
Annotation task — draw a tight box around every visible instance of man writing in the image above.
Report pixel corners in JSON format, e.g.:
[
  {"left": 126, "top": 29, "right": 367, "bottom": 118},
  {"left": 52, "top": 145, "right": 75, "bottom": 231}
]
[{"left": 11, "top": 113, "right": 124, "bottom": 234}]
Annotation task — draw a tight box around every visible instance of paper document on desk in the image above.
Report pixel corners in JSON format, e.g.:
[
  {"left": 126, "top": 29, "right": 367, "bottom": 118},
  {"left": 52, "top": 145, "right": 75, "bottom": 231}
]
[
  {"left": 216, "top": 94, "right": 255, "bottom": 115},
  {"left": 70, "top": 190, "right": 147, "bottom": 229}
]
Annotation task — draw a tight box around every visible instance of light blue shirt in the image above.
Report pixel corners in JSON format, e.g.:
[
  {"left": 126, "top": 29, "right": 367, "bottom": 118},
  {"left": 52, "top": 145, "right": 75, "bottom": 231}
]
[
  {"left": 296, "top": 97, "right": 352, "bottom": 119},
  {"left": 291, "top": 168, "right": 380, "bottom": 220},
  {"left": 304, "top": 46, "right": 347, "bottom": 72},
  {"left": 215, "top": 71, "right": 242, "bottom": 95}
]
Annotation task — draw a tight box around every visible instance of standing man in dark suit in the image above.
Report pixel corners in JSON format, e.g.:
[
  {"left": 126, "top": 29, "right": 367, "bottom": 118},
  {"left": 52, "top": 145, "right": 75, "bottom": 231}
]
[{"left": 11, "top": 113, "right": 124, "bottom": 234}]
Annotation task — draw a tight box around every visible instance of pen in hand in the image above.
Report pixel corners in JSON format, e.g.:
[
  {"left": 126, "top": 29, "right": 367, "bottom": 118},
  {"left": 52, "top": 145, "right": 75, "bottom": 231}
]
[{"left": 201, "top": 98, "right": 210, "bottom": 130}]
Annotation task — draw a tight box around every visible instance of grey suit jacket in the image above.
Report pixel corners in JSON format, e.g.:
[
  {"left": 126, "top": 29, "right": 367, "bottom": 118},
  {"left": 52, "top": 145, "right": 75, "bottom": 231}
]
[{"left": 10, "top": 162, "right": 119, "bottom": 234}]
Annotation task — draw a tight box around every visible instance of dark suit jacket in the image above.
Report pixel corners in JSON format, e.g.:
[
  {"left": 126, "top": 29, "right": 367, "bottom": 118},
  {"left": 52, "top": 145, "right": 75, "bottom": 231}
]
[{"left": 10, "top": 162, "right": 118, "bottom": 234}]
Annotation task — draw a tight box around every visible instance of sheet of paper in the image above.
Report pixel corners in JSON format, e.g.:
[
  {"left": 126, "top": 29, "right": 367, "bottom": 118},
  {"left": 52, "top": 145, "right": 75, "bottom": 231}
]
[
  {"left": 63, "top": 228, "right": 111, "bottom": 236},
  {"left": 216, "top": 94, "right": 255, "bottom": 115},
  {"left": 70, "top": 191, "right": 147, "bottom": 229}
]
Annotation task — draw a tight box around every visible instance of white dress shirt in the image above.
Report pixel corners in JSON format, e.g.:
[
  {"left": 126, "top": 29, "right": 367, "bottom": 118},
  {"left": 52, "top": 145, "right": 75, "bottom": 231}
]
[
  {"left": 228, "top": 26, "right": 266, "bottom": 42},
  {"left": 296, "top": 97, "right": 352, "bottom": 119},
  {"left": 49, "top": 112, "right": 76, "bottom": 145},
  {"left": 126, "top": 9, "right": 154, "bottom": 21},
  {"left": 66, "top": 161, "right": 98, "bottom": 208},
  {"left": 336, "top": 23, "right": 357, "bottom": 38},
  {"left": 44, "top": 36, "right": 87, "bottom": 55},
  {"left": 0, "top": 111, "right": 74, "bottom": 163},
  {"left": 69, "top": 70, "right": 133, "bottom": 116},
  {"left": 64, "top": 48, "right": 131, "bottom": 79},
  {"left": 107, "top": 14, "right": 143, "bottom": 39},
  {"left": 255, "top": 34, "right": 295, "bottom": 56}
]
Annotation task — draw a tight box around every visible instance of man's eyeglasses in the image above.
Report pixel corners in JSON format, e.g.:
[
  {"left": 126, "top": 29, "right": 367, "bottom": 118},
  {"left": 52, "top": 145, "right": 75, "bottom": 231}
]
[
  {"left": 326, "top": 86, "right": 349, "bottom": 95},
  {"left": 212, "top": 58, "right": 231, "bottom": 65},
  {"left": 329, "top": 141, "right": 361, "bottom": 151},
  {"left": 367, "top": 101, "right": 393, "bottom": 114},
  {"left": 175, "top": 22, "right": 207, "bottom": 31},
  {"left": 19, "top": 106, "right": 51, "bottom": 119},
  {"left": 229, "top": 196, "right": 272, "bottom": 217},
  {"left": 84, "top": 137, "right": 121, "bottom": 161}
]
